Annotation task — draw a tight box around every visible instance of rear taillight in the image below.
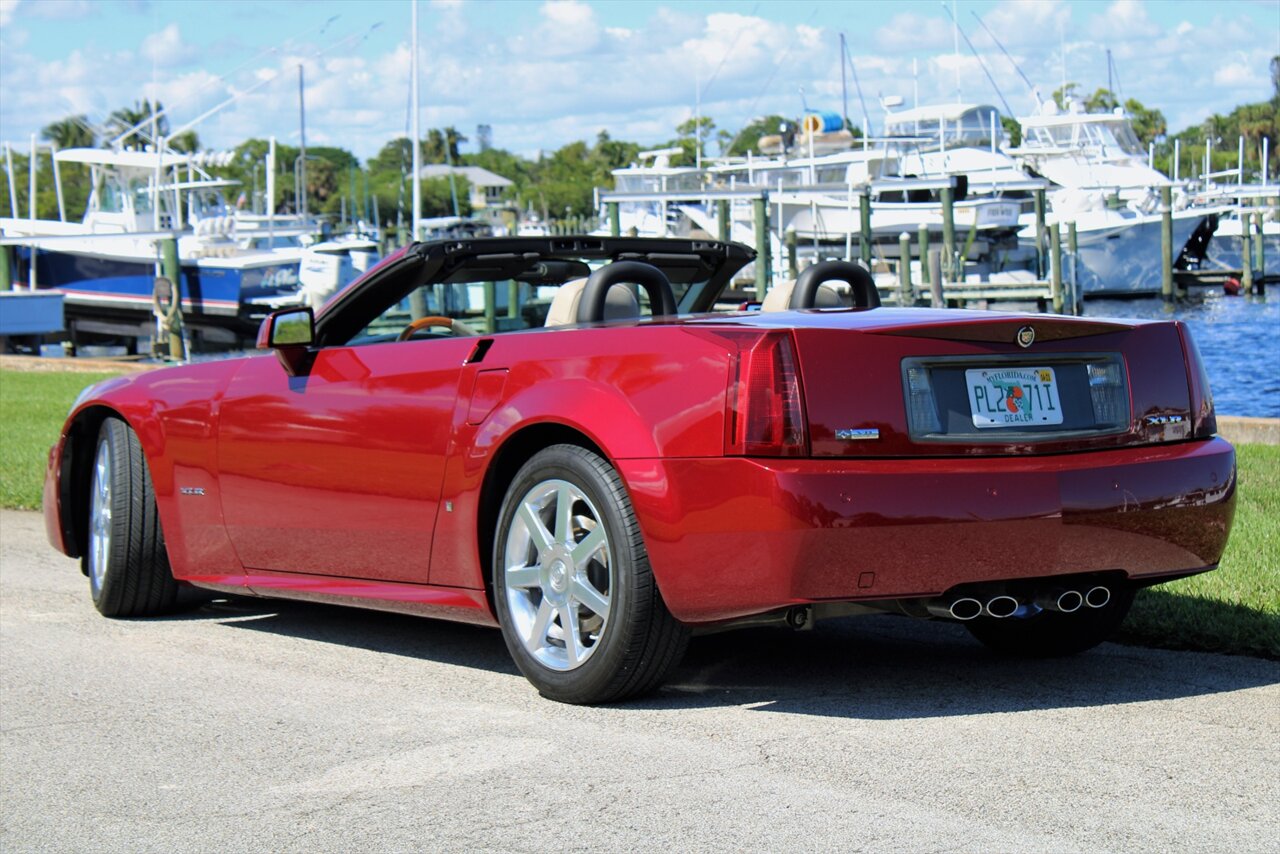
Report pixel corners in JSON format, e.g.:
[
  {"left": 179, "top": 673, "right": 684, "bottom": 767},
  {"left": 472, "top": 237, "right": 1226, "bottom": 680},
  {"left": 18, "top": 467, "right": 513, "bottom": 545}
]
[
  {"left": 1176, "top": 322, "right": 1217, "bottom": 439},
  {"left": 725, "top": 331, "right": 808, "bottom": 457}
]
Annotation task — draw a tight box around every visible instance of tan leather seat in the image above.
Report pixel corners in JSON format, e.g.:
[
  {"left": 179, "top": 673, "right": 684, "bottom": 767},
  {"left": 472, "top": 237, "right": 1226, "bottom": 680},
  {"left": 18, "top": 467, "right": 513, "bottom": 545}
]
[
  {"left": 544, "top": 278, "right": 641, "bottom": 326},
  {"left": 760, "top": 279, "right": 847, "bottom": 312}
]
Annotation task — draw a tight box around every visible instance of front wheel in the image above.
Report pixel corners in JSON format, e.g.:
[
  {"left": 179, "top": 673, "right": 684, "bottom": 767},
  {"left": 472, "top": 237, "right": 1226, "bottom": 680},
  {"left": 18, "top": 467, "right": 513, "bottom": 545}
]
[
  {"left": 964, "top": 586, "right": 1135, "bottom": 657},
  {"left": 493, "top": 445, "right": 688, "bottom": 704},
  {"left": 86, "top": 418, "right": 181, "bottom": 617}
]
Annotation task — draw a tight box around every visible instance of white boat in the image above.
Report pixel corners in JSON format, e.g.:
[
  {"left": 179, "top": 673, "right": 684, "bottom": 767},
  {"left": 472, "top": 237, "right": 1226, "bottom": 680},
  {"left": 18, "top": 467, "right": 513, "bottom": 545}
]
[{"left": 0, "top": 147, "right": 306, "bottom": 341}]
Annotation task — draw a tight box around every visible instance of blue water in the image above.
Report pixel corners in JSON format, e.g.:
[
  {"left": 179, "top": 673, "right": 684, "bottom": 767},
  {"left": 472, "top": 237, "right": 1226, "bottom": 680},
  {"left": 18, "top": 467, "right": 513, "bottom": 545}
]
[{"left": 1083, "top": 290, "right": 1280, "bottom": 418}]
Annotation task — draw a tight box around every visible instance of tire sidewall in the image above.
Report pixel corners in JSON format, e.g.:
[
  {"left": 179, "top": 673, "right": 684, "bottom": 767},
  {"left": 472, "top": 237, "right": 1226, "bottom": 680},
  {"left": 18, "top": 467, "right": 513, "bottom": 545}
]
[
  {"left": 493, "top": 445, "right": 644, "bottom": 702},
  {"left": 88, "top": 421, "right": 127, "bottom": 611}
]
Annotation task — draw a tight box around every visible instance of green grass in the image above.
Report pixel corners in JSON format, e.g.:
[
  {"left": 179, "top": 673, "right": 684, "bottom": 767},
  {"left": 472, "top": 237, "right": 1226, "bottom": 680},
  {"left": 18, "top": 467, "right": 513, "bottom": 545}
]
[
  {"left": 1120, "top": 443, "right": 1280, "bottom": 659},
  {"left": 0, "top": 369, "right": 124, "bottom": 509},
  {"left": 1, "top": 367, "right": 1276, "bottom": 658}
]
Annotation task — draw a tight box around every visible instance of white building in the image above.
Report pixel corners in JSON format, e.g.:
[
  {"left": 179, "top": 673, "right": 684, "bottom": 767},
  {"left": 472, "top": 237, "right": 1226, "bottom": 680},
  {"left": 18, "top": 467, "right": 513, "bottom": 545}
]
[{"left": 418, "top": 165, "right": 514, "bottom": 212}]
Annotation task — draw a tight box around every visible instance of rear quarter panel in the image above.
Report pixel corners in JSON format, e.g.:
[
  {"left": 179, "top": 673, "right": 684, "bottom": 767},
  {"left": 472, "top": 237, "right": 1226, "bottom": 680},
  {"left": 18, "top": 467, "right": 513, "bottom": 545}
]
[{"left": 429, "top": 324, "right": 735, "bottom": 588}]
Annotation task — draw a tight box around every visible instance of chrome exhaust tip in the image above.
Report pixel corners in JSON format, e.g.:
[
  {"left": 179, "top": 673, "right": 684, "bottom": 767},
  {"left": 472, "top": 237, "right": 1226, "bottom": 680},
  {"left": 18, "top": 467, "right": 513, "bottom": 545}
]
[
  {"left": 925, "top": 597, "right": 983, "bottom": 621},
  {"left": 1084, "top": 586, "right": 1112, "bottom": 609},
  {"left": 984, "top": 595, "right": 1020, "bottom": 619},
  {"left": 1035, "top": 589, "right": 1084, "bottom": 613}
]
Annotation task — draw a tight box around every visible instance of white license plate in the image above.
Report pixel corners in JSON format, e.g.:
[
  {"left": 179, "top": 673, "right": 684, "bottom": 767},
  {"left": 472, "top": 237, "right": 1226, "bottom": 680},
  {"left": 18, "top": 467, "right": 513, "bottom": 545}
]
[{"left": 965, "top": 367, "right": 1063, "bottom": 428}]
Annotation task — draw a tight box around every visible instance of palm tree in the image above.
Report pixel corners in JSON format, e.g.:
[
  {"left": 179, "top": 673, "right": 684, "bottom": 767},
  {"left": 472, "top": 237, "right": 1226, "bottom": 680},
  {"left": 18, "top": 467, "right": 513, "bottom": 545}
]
[
  {"left": 104, "top": 100, "right": 169, "bottom": 147},
  {"left": 40, "top": 115, "right": 97, "bottom": 149}
]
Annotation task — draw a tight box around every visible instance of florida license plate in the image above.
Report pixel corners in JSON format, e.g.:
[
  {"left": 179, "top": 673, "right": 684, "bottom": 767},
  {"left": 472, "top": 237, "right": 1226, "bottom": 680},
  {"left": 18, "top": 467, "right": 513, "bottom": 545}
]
[{"left": 965, "top": 367, "right": 1063, "bottom": 428}]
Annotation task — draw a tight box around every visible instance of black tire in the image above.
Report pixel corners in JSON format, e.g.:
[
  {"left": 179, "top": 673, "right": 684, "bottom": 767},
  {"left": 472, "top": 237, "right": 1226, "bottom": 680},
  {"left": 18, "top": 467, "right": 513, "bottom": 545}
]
[
  {"left": 84, "top": 418, "right": 181, "bottom": 617},
  {"left": 964, "top": 586, "right": 1135, "bottom": 657},
  {"left": 492, "top": 444, "right": 688, "bottom": 704}
]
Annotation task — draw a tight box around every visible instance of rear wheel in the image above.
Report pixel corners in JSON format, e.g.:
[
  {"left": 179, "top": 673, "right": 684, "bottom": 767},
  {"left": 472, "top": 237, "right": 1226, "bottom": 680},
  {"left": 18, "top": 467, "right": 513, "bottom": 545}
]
[
  {"left": 86, "top": 418, "right": 181, "bottom": 617},
  {"left": 493, "top": 445, "right": 688, "bottom": 704},
  {"left": 964, "top": 587, "right": 1135, "bottom": 657}
]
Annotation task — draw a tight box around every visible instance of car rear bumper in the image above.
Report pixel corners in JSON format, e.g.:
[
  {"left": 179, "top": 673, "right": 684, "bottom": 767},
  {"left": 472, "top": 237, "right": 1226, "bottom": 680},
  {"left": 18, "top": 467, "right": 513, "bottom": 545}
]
[{"left": 619, "top": 437, "right": 1236, "bottom": 624}]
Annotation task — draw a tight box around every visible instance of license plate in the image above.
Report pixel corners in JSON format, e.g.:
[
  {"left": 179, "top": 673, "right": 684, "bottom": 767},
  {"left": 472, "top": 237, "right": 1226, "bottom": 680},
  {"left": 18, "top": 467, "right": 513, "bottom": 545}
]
[{"left": 965, "top": 367, "right": 1063, "bottom": 428}]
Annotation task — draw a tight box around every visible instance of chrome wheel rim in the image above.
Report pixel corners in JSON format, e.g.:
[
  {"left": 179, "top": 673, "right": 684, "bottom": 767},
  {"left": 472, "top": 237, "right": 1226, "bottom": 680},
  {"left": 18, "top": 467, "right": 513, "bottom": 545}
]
[
  {"left": 89, "top": 438, "right": 112, "bottom": 592},
  {"left": 504, "top": 479, "right": 612, "bottom": 671}
]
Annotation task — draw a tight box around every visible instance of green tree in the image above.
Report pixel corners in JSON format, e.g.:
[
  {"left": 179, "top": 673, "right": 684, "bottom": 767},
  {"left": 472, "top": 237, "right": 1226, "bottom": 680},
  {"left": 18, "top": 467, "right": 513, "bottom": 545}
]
[
  {"left": 168, "top": 130, "right": 201, "bottom": 153},
  {"left": 1124, "top": 99, "right": 1166, "bottom": 145},
  {"left": 1084, "top": 88, "right": 1119, "bottom": 112},
  {"left": 40, "top": 115, "right": 96, "bottom": 149},
  {"left": 1051, "top": 83, "right": 1080, "bottom": 111},
  {"left": 724, "top": 115, "right": 791, "bottom": 157},
  {"left": 105, "top": 99, "right": 168, "bottom": 146}
]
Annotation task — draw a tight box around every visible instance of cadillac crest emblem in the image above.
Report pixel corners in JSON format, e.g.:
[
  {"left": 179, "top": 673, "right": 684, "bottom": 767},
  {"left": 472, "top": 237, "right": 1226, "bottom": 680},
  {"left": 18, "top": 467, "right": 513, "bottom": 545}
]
[{"left": 1016, "top": 326, "right": 1036, "bottom": 348}]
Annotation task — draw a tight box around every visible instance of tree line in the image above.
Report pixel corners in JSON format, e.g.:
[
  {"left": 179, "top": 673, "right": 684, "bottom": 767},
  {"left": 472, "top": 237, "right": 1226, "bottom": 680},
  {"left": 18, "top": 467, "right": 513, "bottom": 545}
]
[{"left": 4, "top": 61, "right": 1277, "bottom": 227}]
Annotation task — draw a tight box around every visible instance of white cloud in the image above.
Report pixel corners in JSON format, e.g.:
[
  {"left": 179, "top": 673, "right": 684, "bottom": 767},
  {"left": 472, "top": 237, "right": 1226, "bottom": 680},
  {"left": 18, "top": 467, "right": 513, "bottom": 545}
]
[
  {"left": 0, "top": 0, "right": 18, "bottom": 27},
  {"left": 140, "top": 23, "right": 187, "bottom": 68},
  {"left": 1213, "top": 59, "right": 1264, "bottom": 88},
  {"left": 873, "top": 13, "right": 954, "bottom": 52}
]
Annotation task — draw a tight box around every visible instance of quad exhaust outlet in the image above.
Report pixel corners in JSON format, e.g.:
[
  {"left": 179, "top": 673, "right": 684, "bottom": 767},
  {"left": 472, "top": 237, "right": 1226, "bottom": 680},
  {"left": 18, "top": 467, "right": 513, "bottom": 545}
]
[{"left": 926, "top": 584, "right": 1113, "bottom": 621}]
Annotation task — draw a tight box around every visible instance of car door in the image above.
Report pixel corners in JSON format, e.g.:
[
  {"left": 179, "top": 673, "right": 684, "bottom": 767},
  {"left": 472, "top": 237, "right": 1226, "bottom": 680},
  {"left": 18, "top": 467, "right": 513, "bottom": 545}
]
[{"left": 216, "top": 336, "right": 474, "bottom": 584}]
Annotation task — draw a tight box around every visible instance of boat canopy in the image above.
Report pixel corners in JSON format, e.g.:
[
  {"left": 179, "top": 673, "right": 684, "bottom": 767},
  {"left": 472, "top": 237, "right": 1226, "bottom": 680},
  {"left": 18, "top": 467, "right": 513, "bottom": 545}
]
[
  {"left": 883, "top": 104, "right": 1002, "bottom": 150},
  {"left": 54, "top": 148, "right": 191, "bottom": 170}
]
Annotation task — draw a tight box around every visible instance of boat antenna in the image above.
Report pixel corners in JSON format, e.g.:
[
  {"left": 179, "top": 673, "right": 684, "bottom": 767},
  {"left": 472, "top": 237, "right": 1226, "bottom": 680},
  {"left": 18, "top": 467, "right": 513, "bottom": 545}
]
[
  {"left": 839, "top": 33, "right": 849, "bottom": 131},
  {"left": 942, "top": 3, "right": 1013, "bottom": 117},
  {"left": 970, "top": 11, "right": 1041, "bottom": 108},
  {"left": 842, "top": 37, "right": 871, "bottom": 139}
]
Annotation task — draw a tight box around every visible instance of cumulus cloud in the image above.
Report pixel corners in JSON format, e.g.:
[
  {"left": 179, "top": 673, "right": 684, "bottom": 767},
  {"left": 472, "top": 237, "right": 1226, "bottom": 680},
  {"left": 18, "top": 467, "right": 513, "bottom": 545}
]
[{"left": 140, "top": 23, "right": 187, "bottom": 68}]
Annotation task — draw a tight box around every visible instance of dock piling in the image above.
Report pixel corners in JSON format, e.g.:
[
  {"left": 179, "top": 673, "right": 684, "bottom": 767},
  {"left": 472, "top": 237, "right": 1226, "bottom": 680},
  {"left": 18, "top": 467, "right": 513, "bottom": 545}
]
[
  {"left": 785, "top": 227, "right": 798, "bottom": 279},
  {"left": 717, "top": 199, "right": 730, "bottom": 243},
  {"left": 1050, "top": 223, "right": 1063, "bottom": 314},
  {"left": 1034, "top": 188, "right": 1047, "bottom": 279},
  {"left": 483, "top": 281, "right": 496, "bottom": 333},
  {"left": 859, "top": 188, "right": 872, "bottom": 269},
  {"left": 1253, "top": 212, "right": 1265, "bottom": 280},
  {"left": 753, "top": 195, "right": 771, "bottom": 299},
  {"left": 941, "top": 185, "right": 957, "bottom": 282},
  {"left": 508, "top": 281, "right": 520, "bottom": 320},
  {"left": 607, "top": 202, "right": 620, "bottom": 237},
  {"left": 1160, "top": 186, "right": 1174, "bottom": 305},
  {"left": 917, "top": 224, "right": 930, "bottom": 291},
  {"left": 1067, "top": 221, "right": 1079, "bottom": 315},
  {"left": 1241, "top": 217, "right": 1253, "bottom": 295},
  {"left": 0, "top": 245, "right": 10, "bottom": 291},
  {"left": 927, "top": 249, "right": 944, "bottom": 308},
  {"left": 897, "top": 232, "right": 912, "bottom": 306}
]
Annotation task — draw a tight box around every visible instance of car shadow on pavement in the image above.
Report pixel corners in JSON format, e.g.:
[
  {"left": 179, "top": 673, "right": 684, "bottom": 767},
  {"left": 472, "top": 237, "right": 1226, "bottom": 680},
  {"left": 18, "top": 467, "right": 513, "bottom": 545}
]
[{"left": 180, "top": 595, "right": 1279, "bottom": 719}]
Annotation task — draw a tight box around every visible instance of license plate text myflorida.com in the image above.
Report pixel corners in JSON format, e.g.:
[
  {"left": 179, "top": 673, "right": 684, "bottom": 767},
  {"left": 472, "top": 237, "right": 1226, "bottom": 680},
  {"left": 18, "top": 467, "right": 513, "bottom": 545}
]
[{"left": 965, "top": 367, "right": 1064, "bottom": 428}]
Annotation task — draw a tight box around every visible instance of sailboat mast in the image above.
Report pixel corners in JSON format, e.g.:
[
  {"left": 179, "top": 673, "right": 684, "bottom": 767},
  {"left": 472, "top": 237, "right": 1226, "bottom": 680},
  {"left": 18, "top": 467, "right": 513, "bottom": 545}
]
[
  {"left": 411, "top": 0, "right": 421, "bottom": 241},
  {"left": 299, "top": 64, "right": 307, "bottom": 221}
]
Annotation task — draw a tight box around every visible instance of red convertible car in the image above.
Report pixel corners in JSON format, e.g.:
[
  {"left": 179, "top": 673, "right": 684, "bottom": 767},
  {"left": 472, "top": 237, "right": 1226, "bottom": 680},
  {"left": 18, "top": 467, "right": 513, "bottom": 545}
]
[{"left": 44, "top": 236, "right": 1235, "bottom": 703}]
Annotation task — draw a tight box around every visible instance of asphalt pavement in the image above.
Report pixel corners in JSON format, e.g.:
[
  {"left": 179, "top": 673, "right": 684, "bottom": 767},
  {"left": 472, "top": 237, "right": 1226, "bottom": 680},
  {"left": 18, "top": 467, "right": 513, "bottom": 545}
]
[{"left": 2, "top": 508, "right": 1277, "bottom": 852}]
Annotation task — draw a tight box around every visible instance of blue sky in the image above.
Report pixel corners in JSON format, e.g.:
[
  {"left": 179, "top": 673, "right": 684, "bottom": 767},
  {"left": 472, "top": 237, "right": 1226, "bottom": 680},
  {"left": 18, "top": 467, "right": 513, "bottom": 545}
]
[{"left": 1, "top": 0, "right": 1277, "bottom": 160}]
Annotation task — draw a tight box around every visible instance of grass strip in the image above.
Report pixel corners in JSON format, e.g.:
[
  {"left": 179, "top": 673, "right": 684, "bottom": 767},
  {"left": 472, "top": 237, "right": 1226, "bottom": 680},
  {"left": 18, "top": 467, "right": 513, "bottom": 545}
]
[
  {"left": 1, "top": 367, "right": 1276, "bottom": 657},
  {"left": 0, "top": 369, "right": 124, "bottom": 509},
  {"left": 1120, "top": 443, "right": 1279, "bottom": 659}
]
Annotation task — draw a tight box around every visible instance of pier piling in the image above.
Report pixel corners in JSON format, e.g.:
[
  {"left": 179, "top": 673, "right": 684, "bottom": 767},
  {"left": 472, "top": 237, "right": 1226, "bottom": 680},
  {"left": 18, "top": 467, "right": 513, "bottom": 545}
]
[
  {"left": 1160, "top": 186, "right": 1174, "bottom": 305},
  {"left": 607, "top": 202, "right": 620, "bottom": 237},
  {"left": 1241, "top": 219, "right": 1253, "bottom": 295},
  {"left": 1067, "top": 221, "right": 1079, "bottom": 315},
  {"left": 1254, "top": 212, "right": 1265, "bottom": 281},
  {"left": 858, "top": 188, "right": 872, "bottom": 269},
  {"left": 1050, "top": 223, "right": 1063, "bottom": 314},
  {"left": 785, "top": 227, "right": 798, "bottom": 279},
  {"left": 0, "top": 245, "right": 10, "bottom": 291},
  {"left": 927, "top": 249, "right": 944, "bottom": 308},
  {"left": 941, "top": 185, "right": 957, "bottom": 283},
  {"left": 916, "top": 224, "right": 930, "bottom": 291},
  {"left": 508, "top": 282, "right": 520, "bottom": 321},
  {"left": 717, "top": 199, "right": 730, "bottom": 243},
  {"left": 484, "top": 281, "right": 496, "bottom": 333},
  {"left": 753, "top": 196, "right": 771, "bottom": 299},
  {"left": 1034, "top": 188, "right": 1047, "bottom": 279},
  {"left": 897, "top": 231, "right": 912, "bottom": 306}
]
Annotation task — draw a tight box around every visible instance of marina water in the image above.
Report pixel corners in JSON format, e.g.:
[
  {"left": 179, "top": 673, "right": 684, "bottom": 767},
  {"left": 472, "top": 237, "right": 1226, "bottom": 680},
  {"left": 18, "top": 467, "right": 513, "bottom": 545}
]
[{"left": 1083, "top": 290, "right": 1279, "bottom": 418}]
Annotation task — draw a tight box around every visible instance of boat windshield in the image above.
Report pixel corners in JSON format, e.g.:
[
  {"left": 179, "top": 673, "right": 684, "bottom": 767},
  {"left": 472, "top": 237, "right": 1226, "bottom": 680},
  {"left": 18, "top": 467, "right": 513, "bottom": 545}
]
[
  {"left": 1026, "top": 119, "right": 1145, "bottom": 156},
  {"left": 96, "top": 176, "right": 154, "bottom": 214},
  {"left": 885, "top": 107, "right": 1001, "bottom": 150}
]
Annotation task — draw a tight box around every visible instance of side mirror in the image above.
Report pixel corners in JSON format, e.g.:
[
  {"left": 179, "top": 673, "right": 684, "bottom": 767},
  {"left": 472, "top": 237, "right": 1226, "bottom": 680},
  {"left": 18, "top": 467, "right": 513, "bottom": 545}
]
[{"left": 257, "top": 307, "right": 315, "bottom": 376}]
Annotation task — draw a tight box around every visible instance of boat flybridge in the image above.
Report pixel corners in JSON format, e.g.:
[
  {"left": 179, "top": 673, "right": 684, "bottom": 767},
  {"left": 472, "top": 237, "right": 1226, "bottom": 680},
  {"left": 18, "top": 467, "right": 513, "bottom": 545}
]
[{"left": 0, "top": 147, "right": 374, "bottom": 347}]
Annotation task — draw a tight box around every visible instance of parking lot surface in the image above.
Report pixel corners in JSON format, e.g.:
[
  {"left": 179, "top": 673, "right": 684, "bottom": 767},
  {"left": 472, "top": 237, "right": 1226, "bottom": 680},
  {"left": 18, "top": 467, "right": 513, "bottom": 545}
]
[{"left": 2, "top": 509, "right": 1277, "bottom": 852}]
